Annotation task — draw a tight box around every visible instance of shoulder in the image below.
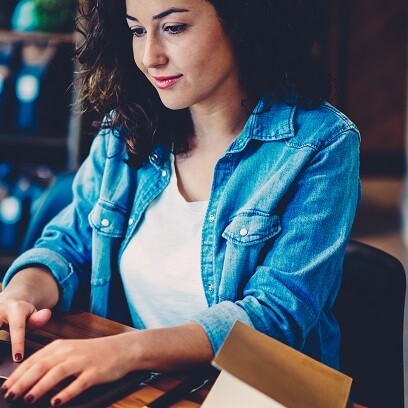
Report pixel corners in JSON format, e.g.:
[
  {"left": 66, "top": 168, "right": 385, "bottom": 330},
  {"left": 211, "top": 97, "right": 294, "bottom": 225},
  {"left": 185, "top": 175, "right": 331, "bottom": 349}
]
[
  {"left": 90, "top": 113, "right": 128, "bottom": 161},
  {"left": 291, "top": 101, "right": 360, "bottom": 150},
  {"left": 250, "top": 96, "right": 360, "bottom": 151}
]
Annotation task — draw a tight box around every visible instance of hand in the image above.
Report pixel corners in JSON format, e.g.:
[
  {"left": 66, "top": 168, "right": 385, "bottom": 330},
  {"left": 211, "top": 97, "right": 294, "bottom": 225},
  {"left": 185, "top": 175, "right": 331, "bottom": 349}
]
[
  {"left": 0, "top": 293, "right": 52, "bottom": 361},
  {"left": 1, "top": 335, "right": 133, "bottom": 406},
  {"left": 0, "top": 266, "right": 59, "bottom": 361}
]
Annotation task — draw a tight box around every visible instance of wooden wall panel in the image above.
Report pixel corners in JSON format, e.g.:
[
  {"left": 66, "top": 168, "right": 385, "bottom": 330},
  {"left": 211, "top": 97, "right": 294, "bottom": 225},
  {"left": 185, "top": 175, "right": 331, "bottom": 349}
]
[{"left": 345, "top": 0, "right": 407, "bottom": 155}]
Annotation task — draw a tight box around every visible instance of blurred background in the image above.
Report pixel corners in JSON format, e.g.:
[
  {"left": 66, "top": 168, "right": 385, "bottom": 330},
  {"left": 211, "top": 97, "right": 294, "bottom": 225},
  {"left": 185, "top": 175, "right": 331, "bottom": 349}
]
[{"left": 0, "top": 0, "right": 407, "bottom": 404}]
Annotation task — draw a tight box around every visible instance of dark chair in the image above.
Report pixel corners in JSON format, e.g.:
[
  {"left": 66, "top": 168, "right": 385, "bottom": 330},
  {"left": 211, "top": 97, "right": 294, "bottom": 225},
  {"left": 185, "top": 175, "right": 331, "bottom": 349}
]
[
  {"left": 334, "top": 240, "right": 406, "bottom": 408},
  {"left": 20, "top": 171, "right": 75, "bottom": 252}
]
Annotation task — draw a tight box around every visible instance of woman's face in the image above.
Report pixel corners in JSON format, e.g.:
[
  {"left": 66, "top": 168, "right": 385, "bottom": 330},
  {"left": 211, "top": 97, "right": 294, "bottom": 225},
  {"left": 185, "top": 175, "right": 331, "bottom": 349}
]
[{"left": 125, "top": 0, "right": 244, "bottom": 112}]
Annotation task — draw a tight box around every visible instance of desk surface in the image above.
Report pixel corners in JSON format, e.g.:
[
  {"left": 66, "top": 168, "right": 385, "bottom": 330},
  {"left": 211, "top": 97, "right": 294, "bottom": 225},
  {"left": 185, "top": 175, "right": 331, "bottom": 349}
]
[
  {"left": 0, "top": 312, "right": 366, "bottom": 408},
  {"left": 0, "top": 312, "right": 208, "bottom": 407}
]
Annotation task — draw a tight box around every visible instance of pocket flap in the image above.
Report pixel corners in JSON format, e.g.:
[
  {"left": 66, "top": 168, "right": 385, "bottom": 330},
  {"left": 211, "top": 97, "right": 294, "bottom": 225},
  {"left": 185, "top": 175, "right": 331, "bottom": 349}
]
[
  {"left": 88, "top": 200, "right": 127, "bottom": 237},
  {"left": 222, "top": 211, "right": 281, "bottom": 246}
]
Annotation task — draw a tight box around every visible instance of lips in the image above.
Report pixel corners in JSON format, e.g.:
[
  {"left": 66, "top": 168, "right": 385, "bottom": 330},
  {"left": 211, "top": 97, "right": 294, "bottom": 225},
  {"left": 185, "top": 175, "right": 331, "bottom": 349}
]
[{"left": 152, "top": 75, "right": 183, "bottom": 90}]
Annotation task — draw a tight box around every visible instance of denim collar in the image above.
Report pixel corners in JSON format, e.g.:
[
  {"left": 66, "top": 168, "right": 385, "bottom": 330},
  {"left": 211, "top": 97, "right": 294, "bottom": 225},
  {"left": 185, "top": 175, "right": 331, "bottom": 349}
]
[
  {"left": 228, "top": 95, "right": 297, "bottom": 154},
  {"left": 151, "top": 95, "right": 297, "bottom": 163}
]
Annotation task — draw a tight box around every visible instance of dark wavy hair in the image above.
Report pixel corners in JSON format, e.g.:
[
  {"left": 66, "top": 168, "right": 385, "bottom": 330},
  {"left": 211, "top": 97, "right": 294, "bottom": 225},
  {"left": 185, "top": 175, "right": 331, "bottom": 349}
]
[{"left": 76, "top": 0, "right": 333, "bottom": 168}]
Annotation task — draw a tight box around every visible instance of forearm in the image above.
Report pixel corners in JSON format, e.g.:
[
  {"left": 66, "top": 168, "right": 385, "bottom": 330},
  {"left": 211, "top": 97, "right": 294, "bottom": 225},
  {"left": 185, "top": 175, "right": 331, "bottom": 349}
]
[
  {"left": 3, "top": 267, "right": 59, "bottom": 310},
  {"left": 123, "top": 322, "right": 214, "bottom": 372}
]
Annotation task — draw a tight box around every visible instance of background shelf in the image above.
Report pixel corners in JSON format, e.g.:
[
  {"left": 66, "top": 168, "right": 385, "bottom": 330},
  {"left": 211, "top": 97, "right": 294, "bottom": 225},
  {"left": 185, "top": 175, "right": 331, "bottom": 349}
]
[
  {"left": 0, "top": 29, "right": 74, "bottom": 43},
  {"left": 0, "top": 134, "right": 67, "bottom": 147}
]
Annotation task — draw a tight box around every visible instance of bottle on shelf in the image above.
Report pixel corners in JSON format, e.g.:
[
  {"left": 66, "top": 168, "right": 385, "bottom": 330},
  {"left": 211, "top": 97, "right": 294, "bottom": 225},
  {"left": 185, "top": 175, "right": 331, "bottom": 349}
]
[
  {"left": 0, "top": 40, "right": 20, "bottom": 133},
  {"left": 14, "top": 41, "right": 56, "bottom": 133}
]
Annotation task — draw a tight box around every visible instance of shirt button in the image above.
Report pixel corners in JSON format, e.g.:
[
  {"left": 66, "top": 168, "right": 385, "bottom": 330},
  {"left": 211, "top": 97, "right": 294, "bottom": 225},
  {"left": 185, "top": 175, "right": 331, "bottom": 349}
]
[
  {"left": 208, "top": 283, "right": 214, "bottom": 292},
  {"left": 161, "top": 170, "right": 167, "bottom": 177},
  {"left": 101, "top": 218, "right": 110, "bottom": 227},
  {"left": 225, "top": 153, "right": 232, "bottom": 158},
  {"left": 240, "top": 228, "right": 248, "bottom": 236},
  {"left": 150, "top": 153, "right": 158, "bottom": 162},
  {"left": 128, "top": 217, "right": 134, "bottom": 225},
  {"left": 209, "top": 214, "right": 215, "bottom": 222}
]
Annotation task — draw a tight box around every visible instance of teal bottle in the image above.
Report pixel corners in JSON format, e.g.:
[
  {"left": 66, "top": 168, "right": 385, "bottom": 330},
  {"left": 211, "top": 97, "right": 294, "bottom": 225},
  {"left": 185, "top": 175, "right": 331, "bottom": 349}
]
[{"left": 11, "top": 0, "right": 38, "bottom": 32}]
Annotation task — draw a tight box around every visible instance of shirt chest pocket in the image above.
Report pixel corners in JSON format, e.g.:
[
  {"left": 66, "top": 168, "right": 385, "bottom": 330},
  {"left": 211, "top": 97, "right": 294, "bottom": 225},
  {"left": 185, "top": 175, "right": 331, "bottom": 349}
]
[
  {"left": 218, "top": 211, "right": 281, "bottom": 301},
  {"left": 88, "top": 200, "right": 128, "bottom": 238},
  {"left": 222, "top": 211, "right": 281, "bottom": 246}
]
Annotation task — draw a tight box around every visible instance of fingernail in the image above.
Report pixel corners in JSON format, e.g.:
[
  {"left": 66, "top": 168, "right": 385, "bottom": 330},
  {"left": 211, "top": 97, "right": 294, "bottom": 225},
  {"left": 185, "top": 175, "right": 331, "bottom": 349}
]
[
  {"left": 1, "top": 385, "right": 7, "bottom": 394},
  {"left": 14, "top": 353, "right": 22, "bottom": 362},
  {"left": 25, "top": 394, "right": 35, "bottom": 404},
  {"left": 5, "top": 391, "right": 15, "bottom": 402},
  {"left": 52, "top": 398, "right": 62, "bottom": 407}
]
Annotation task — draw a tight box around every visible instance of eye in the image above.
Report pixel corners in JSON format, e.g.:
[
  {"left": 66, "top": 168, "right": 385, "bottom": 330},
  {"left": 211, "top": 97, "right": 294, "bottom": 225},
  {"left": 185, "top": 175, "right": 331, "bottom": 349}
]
[
  {"left": 131, "top": 27, "right": 146, "bottom": 37},
  {"left": 163, "top": 24, "right": 187, "bottom": 34}
]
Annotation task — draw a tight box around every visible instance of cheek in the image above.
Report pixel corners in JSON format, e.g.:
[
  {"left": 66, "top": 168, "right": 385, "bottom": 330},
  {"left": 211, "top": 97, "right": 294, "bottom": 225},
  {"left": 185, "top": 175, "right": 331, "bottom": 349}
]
[
  {"left": 189, "top": 45, "right": 234, "bottom": 82},
  {"left": 132, "top": 43, "right": 145, "bottom": 72},
  {"left": 180, "top": 43, "right": 213, "bottom": 75},
  {"left": 189, "top": 30, "right": 234, "bottom": 70}
]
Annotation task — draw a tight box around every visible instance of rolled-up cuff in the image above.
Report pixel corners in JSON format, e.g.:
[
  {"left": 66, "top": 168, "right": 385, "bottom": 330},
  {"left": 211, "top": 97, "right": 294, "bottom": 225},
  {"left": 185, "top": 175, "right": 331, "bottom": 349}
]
[
  {"left": 3, "top": 247, "right": 79, "bottom": 312},
  {"left": 192, "top": 301, "right": 254, "bottom": 353}
]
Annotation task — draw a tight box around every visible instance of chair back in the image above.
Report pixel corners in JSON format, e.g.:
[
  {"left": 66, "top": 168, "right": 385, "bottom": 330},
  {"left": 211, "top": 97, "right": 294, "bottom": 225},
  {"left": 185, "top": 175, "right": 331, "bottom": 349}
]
[
  {"left": 20, "top": 171, "right": 75, "bottom": 252},
  {"left": 333, "top": 240, "right": 406, "bottom": 407}
]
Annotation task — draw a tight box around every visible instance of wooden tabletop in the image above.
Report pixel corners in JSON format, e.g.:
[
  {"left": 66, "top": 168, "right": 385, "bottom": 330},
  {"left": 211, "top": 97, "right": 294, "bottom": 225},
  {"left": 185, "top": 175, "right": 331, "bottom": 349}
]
[
  {"left": 0, "top": 311, "right": 366, "bottom": 408},
  {"left": 0, "top": 311, "right": 211, "bottom": 407}
]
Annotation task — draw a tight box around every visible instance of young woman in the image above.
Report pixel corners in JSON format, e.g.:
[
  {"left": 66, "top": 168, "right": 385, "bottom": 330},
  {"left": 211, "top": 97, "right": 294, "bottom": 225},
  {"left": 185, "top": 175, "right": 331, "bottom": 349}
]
[{"left": 0, "top": 0, "right": 360, "bottom": 405}]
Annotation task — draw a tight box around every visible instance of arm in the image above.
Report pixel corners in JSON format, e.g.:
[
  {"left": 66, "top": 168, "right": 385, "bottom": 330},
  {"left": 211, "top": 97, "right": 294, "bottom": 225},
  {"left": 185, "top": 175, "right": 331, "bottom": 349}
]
[
  {"left": 125, "top": 322, "right": 213, "bottom": 371},
  {"left": 1, "top": 126, "right": 112, "bottom": 360},
  {"left": 2, "top": 130, "right": 110, "bottom": 312},
  {"left": 3, "top": 322, "right": 213, "bottom": 405}
]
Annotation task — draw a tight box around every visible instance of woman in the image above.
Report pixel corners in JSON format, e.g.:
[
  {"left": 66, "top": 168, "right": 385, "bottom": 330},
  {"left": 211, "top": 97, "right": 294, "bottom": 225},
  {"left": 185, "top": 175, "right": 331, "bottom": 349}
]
[{"left": 1, "top": 0, "right": 360, "bottom": 405}]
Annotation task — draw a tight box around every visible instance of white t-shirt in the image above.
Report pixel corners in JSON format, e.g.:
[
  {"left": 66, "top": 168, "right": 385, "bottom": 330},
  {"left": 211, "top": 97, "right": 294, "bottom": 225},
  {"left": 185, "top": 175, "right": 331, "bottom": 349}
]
[{"left": 119, "top": 155, "right": 209, "bottom": 328}]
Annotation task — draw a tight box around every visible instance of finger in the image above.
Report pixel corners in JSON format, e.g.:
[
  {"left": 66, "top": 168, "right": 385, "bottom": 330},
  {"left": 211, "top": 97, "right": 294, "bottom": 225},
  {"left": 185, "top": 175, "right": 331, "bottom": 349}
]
[
  {"left": 27, "top": 309, "right": 52, "bottom": 330},
  {"left": 3, "top": 346, "right": 44, "bottom": 394},
  {"left": 8, "top": 310, "right": 29, "bottom": 362},
  {"left": 20, "top": 361, "right": 77, "bottom": 404},
  {"left": 3, "top": 354, "right": 52, "bottom": 401},
  {"left": 50, "top": 372, "right": 95, "bottom": 407},
  {"left": 3, "top": 340, "right": 66, "bottom": 400}
]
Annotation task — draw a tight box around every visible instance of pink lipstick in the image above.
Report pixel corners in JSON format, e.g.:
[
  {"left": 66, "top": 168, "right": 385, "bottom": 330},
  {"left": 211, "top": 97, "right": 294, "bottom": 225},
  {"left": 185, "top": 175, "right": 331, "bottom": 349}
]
[{"left": 152, "top": 75, "right": 182, "bottom": 89}]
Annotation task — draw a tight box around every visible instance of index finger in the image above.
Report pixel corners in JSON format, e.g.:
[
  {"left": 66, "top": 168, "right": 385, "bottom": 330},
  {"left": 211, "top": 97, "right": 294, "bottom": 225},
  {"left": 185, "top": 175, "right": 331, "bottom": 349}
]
[{"left": 8, "top": 314, "right": 27, "bottom": 362}]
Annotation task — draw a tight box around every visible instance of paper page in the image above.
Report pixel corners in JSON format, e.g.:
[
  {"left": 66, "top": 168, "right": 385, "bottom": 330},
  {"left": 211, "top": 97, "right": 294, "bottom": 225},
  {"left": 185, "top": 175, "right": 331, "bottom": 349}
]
[{"left": 202, "top": 370, "right": 285, "bottom": 408}]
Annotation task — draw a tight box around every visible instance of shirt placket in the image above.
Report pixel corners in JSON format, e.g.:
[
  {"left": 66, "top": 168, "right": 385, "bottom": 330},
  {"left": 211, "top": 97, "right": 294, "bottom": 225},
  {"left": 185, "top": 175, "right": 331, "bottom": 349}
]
[
  {"left": 201, "top": 152, "right": 236, "bottom": 306},
  {"left": 119, "top": 151, "right": 171, "bottom": 259}
]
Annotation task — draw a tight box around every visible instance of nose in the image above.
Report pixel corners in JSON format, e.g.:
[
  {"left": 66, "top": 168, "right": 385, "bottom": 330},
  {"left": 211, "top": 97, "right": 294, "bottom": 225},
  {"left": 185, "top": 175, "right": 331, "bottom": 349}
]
[{"left": 142, "top": 34, "right": 167, "bottom": 69}]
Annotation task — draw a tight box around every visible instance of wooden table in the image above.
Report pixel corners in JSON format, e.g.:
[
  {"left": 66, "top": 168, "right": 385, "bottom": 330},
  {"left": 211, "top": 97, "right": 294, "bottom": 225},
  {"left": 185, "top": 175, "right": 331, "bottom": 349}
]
[
  {"left": 0, "top": 312, "right": 210, "bottom": 407},
  {"left": 0, "top": 311, "right": 366, "bottom": 408}
]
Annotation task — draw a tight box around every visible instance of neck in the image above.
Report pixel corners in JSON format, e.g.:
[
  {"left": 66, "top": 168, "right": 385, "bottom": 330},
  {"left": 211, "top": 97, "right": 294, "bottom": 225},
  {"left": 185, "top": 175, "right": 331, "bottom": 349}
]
[{"left": 189, "top": 93, "right": 252, "bottom": 150}]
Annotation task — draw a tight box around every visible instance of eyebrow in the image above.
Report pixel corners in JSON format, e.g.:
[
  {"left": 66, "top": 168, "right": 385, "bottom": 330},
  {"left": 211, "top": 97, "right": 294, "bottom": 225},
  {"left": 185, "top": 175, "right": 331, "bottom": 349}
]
[{"left": 126, "top": 8, "right": 189, "bottom": 22}]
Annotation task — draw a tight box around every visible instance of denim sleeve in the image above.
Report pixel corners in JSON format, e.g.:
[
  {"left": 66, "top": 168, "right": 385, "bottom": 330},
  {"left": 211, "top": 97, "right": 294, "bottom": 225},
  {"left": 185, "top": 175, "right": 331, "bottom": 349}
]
[
  {"left": 2, "top": 132, "right": 109, "bottom": 311},
  {"left": 193, "top": 129, "right": 360, "bottom": 353}
]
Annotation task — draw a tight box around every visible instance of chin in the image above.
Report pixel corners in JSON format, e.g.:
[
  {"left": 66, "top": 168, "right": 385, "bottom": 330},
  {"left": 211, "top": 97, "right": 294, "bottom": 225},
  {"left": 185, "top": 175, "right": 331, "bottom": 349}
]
[
  {"left": 159, "top": 96, "right": 191, "bottom": 111},
  {"left": 153, "top": 82, "right": 198, "bottom": 108}
]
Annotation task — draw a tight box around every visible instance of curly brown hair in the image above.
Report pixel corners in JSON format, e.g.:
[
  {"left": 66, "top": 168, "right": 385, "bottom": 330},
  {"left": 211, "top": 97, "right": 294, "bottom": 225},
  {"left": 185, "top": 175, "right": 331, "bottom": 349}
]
[{"left": 76, "top": 0, "right": 332, "bottom": 168}]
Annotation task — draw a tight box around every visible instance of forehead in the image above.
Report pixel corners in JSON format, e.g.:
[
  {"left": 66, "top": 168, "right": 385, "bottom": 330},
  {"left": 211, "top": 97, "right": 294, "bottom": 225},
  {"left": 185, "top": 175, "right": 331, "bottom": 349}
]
[{"left": 125, "top": 0, "right": 215, "bottom": 18}]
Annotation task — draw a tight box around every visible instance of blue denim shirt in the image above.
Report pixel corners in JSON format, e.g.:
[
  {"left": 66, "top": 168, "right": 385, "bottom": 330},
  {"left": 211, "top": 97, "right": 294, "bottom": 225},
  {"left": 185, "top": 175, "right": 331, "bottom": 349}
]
[{"left": 4, "top": 96, "right": 360, "bottom": 369}]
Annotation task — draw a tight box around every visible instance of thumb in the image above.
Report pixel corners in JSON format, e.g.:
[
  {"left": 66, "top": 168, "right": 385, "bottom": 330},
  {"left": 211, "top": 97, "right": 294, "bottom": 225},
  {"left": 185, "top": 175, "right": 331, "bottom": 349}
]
[{"left": 27, "top": 308, "right": 52, "bottom": 330}]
